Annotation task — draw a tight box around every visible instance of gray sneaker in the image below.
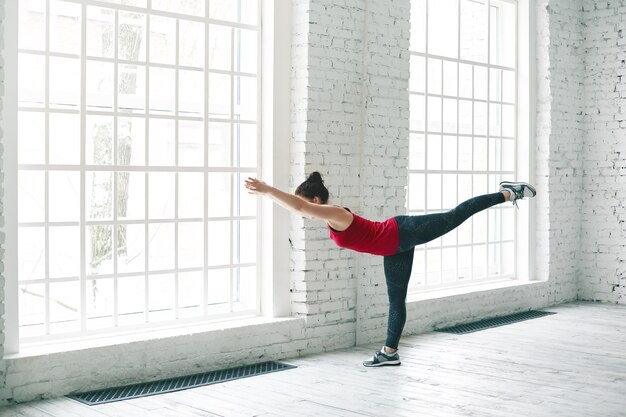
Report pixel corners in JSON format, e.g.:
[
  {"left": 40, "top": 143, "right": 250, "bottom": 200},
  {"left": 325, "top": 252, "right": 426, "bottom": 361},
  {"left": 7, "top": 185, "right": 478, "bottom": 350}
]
[
  {"left": 363, "top": 349, "right": 401, "bottom": 367},
  {"left": 499, "top": 181, "right": 537, "bottom": 208}
]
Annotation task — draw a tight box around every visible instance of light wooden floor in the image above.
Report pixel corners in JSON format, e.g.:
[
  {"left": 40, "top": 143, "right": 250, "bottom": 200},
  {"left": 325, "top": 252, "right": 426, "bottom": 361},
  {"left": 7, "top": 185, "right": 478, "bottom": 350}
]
[{"left": 2, "top": 301, "right": 625, "bottom": 417}]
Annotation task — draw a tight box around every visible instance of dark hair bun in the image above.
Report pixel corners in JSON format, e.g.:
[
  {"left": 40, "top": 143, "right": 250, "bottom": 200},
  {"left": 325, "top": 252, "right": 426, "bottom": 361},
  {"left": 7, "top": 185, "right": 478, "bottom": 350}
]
[{"left": 308, "top": 172, "right": 324, "bottom": 183}]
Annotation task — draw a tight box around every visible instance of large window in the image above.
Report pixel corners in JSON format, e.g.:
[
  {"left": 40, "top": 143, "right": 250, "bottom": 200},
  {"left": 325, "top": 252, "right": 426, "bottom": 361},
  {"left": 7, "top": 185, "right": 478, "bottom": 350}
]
[
  {"left": 408, "top": 0, "right": 520, "bottom": 290},
  {"left": 16, "top": 0, "right": 260, "bottom": 342}
]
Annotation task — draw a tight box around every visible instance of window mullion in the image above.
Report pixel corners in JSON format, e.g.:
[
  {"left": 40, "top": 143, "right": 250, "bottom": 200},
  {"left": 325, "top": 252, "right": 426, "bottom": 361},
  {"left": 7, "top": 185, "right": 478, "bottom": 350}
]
[
  {"left": 144, "top": 0, "right": 151, "bottom": 325},
  {"left": 174, "top": 17, "right": 180, "bottom": 320}
]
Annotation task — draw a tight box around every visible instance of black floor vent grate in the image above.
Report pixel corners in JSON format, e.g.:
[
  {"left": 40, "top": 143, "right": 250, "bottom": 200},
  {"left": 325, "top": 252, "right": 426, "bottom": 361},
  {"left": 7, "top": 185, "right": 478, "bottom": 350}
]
[
  {"left": 435, "top": 310, "right": 556, "bottom": 335},
  {"left": 68, "top": 361, "right": 296, "bottom": 406}
]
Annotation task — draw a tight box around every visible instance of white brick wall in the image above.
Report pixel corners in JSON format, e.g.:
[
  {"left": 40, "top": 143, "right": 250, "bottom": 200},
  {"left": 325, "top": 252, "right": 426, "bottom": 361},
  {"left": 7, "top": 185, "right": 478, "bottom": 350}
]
[
  {"left": 580, "top": 0, "right": 626, "bottom": 303},
  {"left": 0, "top": 0, "right": 603, "bottom": 405},
  {"left": 535, "top": 0, "right": 584, "bottom": 302}
]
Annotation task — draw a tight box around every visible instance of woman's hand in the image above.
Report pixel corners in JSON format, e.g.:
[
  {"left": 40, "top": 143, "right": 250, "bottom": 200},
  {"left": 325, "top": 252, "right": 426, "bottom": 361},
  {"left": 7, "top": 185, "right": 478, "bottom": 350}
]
[{"left": 244, "top": 177, "right": 272, "bottom": 195}]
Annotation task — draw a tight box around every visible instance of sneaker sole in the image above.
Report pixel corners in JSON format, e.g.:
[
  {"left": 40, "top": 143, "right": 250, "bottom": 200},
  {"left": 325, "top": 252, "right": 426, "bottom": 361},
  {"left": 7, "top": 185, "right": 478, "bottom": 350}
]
[
  {"left": 362, "top": 360, "right": 401, "bottom": 367},
  {"left": 499, "top": 181, "right": 537, "bottom": 197}
]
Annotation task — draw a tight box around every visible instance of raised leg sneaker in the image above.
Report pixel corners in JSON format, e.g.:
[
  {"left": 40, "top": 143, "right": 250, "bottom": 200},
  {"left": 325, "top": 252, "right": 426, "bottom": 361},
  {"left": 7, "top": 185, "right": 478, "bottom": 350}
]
[
  {"left": 499, "top": 181, "right": 537, "bottom": 208},
  {"left": 363, "top": 348, "right": 401, "bottom": 367}
]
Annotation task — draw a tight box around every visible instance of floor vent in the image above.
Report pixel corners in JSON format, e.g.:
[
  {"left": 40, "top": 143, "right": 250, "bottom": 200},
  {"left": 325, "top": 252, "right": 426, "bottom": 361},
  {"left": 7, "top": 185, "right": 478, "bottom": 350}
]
[
  {"left": 68, "top": 361, "right": 296, "bottom": 406},
  {"left": 435, "top": 310, "right": 556, "bottom": 335}
]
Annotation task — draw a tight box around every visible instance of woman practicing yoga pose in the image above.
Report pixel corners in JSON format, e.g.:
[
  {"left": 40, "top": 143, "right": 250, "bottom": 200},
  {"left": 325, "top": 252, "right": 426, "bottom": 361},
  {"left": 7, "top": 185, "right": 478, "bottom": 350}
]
[{"left": 244, "top": 172, "right": 536, "bottom": 367}]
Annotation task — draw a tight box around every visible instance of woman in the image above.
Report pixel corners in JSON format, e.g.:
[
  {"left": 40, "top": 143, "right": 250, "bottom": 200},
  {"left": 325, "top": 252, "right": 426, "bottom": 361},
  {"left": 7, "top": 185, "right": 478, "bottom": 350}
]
[{"left": 244, "top": 172, "right": 536, "bottom": 367}]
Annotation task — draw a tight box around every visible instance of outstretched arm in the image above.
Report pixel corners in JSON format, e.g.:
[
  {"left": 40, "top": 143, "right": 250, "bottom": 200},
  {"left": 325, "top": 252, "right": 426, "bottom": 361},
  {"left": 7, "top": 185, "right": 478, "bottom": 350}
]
[{"left": 244, "top": 178, "right": 352, "bottom": 227}]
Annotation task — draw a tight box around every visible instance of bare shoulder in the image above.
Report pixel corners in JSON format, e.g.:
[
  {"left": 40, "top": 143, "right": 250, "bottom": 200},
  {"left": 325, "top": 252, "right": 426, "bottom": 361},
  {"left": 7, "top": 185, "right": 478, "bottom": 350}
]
[{"left": 300, "top": 203, "right": 353, "bottom": 230}]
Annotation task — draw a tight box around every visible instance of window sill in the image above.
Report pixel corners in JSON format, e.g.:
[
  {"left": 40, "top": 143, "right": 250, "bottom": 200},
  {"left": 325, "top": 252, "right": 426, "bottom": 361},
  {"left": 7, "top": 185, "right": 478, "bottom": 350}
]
[
  {"left": 5, "top": 315, "right": 303, "bottom": 360},
  {"left": 406, "top": 278, "right": 545, "bottom": 303}
]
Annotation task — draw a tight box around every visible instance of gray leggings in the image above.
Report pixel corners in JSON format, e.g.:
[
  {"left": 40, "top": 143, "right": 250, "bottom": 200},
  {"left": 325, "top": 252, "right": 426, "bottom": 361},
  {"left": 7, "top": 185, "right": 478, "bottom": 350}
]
[{"left": 383, "top": 192, "right": 505, "bottom": 349}]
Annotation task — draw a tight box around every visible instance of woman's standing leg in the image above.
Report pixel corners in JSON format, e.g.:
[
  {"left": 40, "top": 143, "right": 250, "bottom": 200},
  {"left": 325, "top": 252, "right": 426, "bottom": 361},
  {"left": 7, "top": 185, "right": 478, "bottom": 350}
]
[{"left": 363, "top": 249, "right": 414, "bottom": 367}]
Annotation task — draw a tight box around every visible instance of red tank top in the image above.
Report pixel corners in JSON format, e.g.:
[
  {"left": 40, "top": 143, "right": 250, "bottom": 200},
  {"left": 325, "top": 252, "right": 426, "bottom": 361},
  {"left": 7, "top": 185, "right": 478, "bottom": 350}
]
[{"left": 328, "top": 213, "right": 399, "bottom": 256}]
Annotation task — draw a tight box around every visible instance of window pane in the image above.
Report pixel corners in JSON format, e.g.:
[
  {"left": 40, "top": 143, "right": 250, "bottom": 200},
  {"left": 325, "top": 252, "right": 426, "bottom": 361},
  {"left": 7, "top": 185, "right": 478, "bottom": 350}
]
[
  {"left": 179, "top": 120, "right": 204, "bottom": 167},
  {"left": 18, "top": 53, "right": 45, "bottom": 107},
  {"left": 118, "top": 117, "right": 146, "bottom": 166},
  {"left": 50, "top": 0, "right": 81, "bottom": 54},
  {"left": 18, "top": 227, "right": 45, "bottom": 280},
  {"left": 427, "top": 135, "right": 441, "bottom": 170},
  {"left": 458, "top": 139, "right": 472, "bottom": 171},
  {"left": 152, "top": 0, "right": 204, "bottom": 16},
  {"left": 208, "top": 221, "right": 230, "bottom": 266},
  {"left": 18, "top": 111, "right": 45, "bottom": 164},
  {"left": 87, "top": 6, "right": 115, "bottom": 58},
  {"left": 149, "top": 67, "right": 175, "bottom": 114},
  {"left": 116, "top": 172, "right": 145, "bottom": 220},
  {"left": 49, "top": 281, "right": 80, "bottom": 333},
  {"left": 208, "top": 73, "right": 231, "bottom": 119},
  {"left": 409, "top": 133, "right": 425, "bottom": 170},
  {"left": 86, "top": 225, "right": 113, "bottom": 275},
  {"left": 236, "top": 123, "right": 257, "bottom": 168},
  {"left": 148, "top": 172, "right": 175, "bottom": 219},
  {"left": 86, "top": 279, "right": 114, "bottom": 329},
  {"left": 179, "top": 70, "right": 204, "bottom": 116},
  {"left": 208, "top": 122, "right": 231, "bottom": 167},
  {"left": 427, "top": 174, "right": 442, "bottom": 210},
  {"left": 241, "top": 0, "right": 259, "bottom": 25},
  {"left": 474, "top": 138, "right": 487, "bottom": 171},
  {"left": 502, "top": 70, "right": 515, "bottom": 103},
  {"left": 208, "top": 25, "right": 232, "bottom": 71},
  {"left": 178, "top": 222, "right": 203, "bottom": 268},
  {"left": 86, "top": 60, "right": 114, "bottom": 111},
  {"left": 458, "top": 63, "right": 472, "bottom": 98},
  {"left": 427, "top": 59, "right": 442, "bottom": 95},
  {"left": 442, "top": 135, "right": 457, "bottom": 171},
  {"left": 18, "top": 171, "right": 45, "bottom": 223},
  {"left": 234, "top": 266, "right": 256, "bottom": 311},
  {"left": 208, "top": 173, "right": 232, "bottom": 217},
  {"left": 474, "top": 101, "right": 487, "bottom": 136},
  {"left": 410, "top": 0, "right": 426, "bottom": 52},
  {"left": 178, "top": 172, "right": 204, "bottom": 219},
  {"left": 148, "top": 273, "right": 175, "bottom": 321},
  {"left": 19, "top": 0, "right": 46, "bottom": 51},
  {"left": 178, "top": 272, "right": 203, "bottom": 318},
  {"left": 86, "top": 115, "right": 114, "bottom": 165},
  {"left": 442, "top": 174, "right": 457, "bottom": 209},
  {"left": 118, "top": 64, "right": 146, "bottom": 114},
  {"left": 428, "top": 0, "right": 458, "bottom": 58},
  {"left": 148, "top": 118, "right": 175, "bottom": 166},
  {"left": 234, "top": 220, "right": 256, "bottom": 264},
  {"left": 474, "top": 66, "right": 488, "bottom": 101},
  {"left": 50, "top": 113, "right": 80, "bottom": 165},
  {"left": 409, "top": 173, "right": 425, "bottom": 211},
  {"left": 235, "top": 28, "right": 258, "bottom": 74},
  {"left": 490, "top": 103, "right": 502, "bottom": 136},
  {"left": 443, "top": 98, "right": 457, "bottom": 134},
  {"left": 458, "top": 100, "right": 472, "bottom": 135},
  {"left": 50, "top": 57, "right": 81, "bottom": 109},
  {"left": 502, "top": 104, "right": 515, "bottom": 137},
  {"left": 86, "top": 171, "right": 113, "bottom": 220},
  {"left": 149, "top": 16, "right": 176, "bottom": 65},
  {"left": 207, "top": 268, "right": 230, "bottom": 305},
  {"left": 460, "top": 0, "right": 487, "bottom": 63},
  {"left": 117, "top": 224, "right": 145, "bottom": 273},
  {"left": 490, "top": 68, "right": 502, "bottom": 102},
  {"left": 118, "top": 276, "right": 145, "bottom": 326},
  {"left": 179, "top": 21, "right": 205, "bottom": 68},
  {"left": 409, "top": 94, "right": 425, "bottom": 131},
  {"left": 410, "top": 55, "right": 425, "bottom": 93},
  {"left": 234, "top": 76, "right": 257, "bottom": 121},
  {"left": 491, "top": 1, "right": 516, "bottom": 67},
  {"left": 209, "top": 0, "right": 237, "bottom": 22},
  {"left": 49, "top": 226, "right": 80, "bottom": 278},
  {"left": 118, "top": 12, "right": 146, "bottom": 61},
  {"left": 427, "top": 96, "right": 441, "bottom": 132},
  {"left": 442, "top": 61, "right": 457, "bottom": 96},
  {"left": 19, "top": 283, "right": 45, "bottom": 337},
  {"left": 148, "top": 224, "right": 175, "bottom": 270},
  {"left": 49, "top": 171, "right": 80, "bottom": 222}
]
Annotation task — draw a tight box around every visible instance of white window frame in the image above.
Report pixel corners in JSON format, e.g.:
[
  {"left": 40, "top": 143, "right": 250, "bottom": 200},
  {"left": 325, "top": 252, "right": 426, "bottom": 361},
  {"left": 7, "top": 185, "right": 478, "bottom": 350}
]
[
  {"left": 3, "top": 0, "right": 291, "bottom": 353},
  {"left": 406, "top": 0, "right": 535, "bottom": 293}
]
